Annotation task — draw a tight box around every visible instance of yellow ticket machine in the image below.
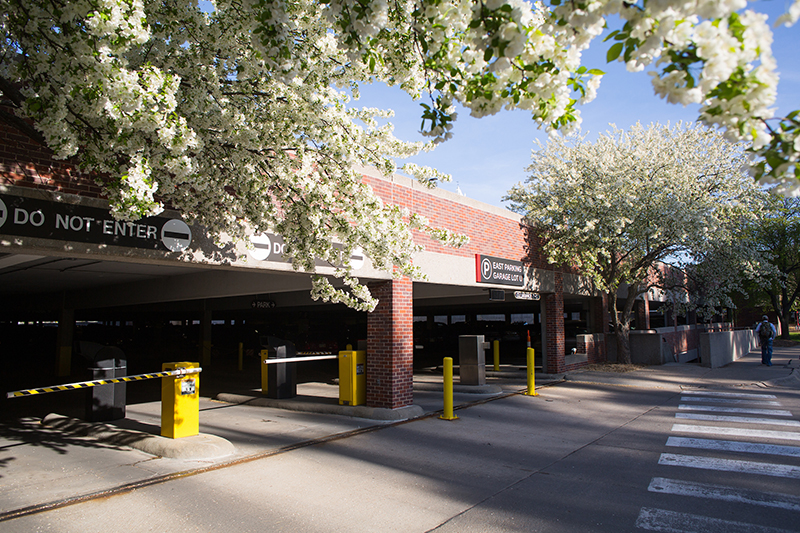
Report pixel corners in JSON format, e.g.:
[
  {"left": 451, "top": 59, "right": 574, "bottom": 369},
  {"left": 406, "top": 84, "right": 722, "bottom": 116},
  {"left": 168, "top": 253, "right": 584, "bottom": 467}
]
[
  {"left": 338, "top": 350, "right": 366, "bottom": 406},
  {"left": 161, "top": 361, "right": 200, "bottom": 439}
]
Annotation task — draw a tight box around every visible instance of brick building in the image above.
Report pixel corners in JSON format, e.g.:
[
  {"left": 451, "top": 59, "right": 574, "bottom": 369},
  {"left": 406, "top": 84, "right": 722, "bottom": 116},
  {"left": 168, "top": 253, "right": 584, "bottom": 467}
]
[{"left": 0, "top": 127, "right": 610, "bottom": 412}]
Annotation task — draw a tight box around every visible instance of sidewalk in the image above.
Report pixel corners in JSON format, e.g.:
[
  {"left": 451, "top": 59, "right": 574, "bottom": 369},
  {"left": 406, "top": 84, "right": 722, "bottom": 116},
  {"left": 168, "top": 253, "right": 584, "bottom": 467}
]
[
  {"left": 564, "top": 345, "right": 800, "bottom": 391},
  {"left": 1, "top": 346, "right": 798, "bottom": 521}
]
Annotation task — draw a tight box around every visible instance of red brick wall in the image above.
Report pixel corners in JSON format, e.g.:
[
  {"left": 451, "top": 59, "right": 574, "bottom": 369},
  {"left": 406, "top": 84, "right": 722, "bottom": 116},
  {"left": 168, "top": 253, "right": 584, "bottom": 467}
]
[
  {"left": 545, "top": 272, "right": 565, "bottom": 373},
  {"left": 363, "top": 175, "right": 555, "bottom": 269},
  {"left": 635, "top": 299, "right": 651, "bottom": 330},
  {"left": 0, "top": 126, "right": 103, "bottom": 197},
  {"left": 366, "top": 277, "right": 414, "bottom": 409},
  {"left": 576, "top": 333, "right": 607, "bottom": 365},
  {"left": 0, "top": 129, "right": 550, "bottom": 271},
  {"left": 661, "top": 327, "right": 700, "bottom": 359}
]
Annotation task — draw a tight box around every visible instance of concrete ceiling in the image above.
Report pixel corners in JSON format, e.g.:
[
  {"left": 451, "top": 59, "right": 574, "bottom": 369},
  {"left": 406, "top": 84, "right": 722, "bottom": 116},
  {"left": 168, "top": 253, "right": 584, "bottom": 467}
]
[
  {"left": 0, "top": 254, "right": 200, "bottom": 295},
  {"left": 0, "top": 252, "right": 551, "bottom": 318}
]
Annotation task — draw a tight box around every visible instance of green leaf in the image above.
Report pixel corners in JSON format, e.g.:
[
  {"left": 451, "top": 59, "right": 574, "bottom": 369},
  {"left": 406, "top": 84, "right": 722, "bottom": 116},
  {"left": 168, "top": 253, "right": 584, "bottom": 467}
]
[
  {"left": 484, "top": 47, "right": 493, "bottom": 62},
  {"left": 603, "top": 30, "right": 619, "bottom": 43},
  {"left": 607, "top": 43, "right": 623, "bottom": 62},
  {"left": 766, "top": 152, "right": 784, "bottom": 169},
  {"left": 587, "top": 68, "right": 605, "bottom": 75}
]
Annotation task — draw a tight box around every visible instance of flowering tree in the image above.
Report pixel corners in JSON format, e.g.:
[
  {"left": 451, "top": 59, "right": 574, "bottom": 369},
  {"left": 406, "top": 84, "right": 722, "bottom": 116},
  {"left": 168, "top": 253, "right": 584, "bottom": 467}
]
[
  {"left": 0, "top": 0, "right": 797, "bottom": 310},
  {"left": 504, "top": 123, "right": 765, "bottom": 364},
  {"left": 749, "top": 196, "right": 800, "bottom": 338}
]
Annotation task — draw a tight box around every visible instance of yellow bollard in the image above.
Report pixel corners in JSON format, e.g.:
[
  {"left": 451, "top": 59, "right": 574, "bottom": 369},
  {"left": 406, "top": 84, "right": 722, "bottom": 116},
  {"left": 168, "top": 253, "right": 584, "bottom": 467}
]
[
  {"left": 260, "top": 349, "right": 269, "bottom": 396},
  {"left": 161, "top": 362, "right": 200, "bottom": 438},
  {"left": 525, "top": 347, "right": 538, "bottom": 396},
  {"left": 493, "top": 339, "right": 500, "bottom": 372},
  {"left": 238, "top": 342, "right": 243, "bottom": 371},
  {"left": 439, "top": 357, "right": 458, "bottom": 420}
]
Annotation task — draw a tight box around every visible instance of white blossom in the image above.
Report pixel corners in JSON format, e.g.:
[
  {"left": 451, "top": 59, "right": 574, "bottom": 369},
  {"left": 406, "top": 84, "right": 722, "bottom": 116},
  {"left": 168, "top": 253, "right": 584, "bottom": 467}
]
[
  {"left": 1, "top": 0, "right": 798, "bottom": 309},
  {"left": 505, "top": 122, "right": 765, "bottom": 363}
]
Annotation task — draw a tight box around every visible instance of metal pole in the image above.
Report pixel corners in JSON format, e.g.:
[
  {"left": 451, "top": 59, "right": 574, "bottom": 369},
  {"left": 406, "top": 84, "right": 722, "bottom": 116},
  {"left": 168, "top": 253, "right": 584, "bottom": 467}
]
[
  {"left": 493, "top": 339, "right": 500, "bottom": 371},
  {"left": 525, "top": 347, "right": 538, "bottom": 396},
  {"left": 439, "top": 357, "right": 458, "bottom": 420}
]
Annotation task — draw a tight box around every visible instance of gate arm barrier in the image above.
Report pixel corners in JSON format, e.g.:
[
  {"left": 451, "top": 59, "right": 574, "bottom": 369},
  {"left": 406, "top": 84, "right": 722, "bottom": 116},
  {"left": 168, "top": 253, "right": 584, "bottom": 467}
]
[
  {"left": 262, "top": 354, "right": 338, "bottom": 364},
  {"left": 6, "top": 367, "right": 202, "bottom": 398}
]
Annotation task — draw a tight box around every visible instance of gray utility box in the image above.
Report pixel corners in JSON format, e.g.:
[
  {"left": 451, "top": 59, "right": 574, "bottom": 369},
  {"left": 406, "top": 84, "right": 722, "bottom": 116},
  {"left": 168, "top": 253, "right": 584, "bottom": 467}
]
[
  {"left": 459, "top": 335, "right": 489, "bottom": 386},
  {"left": 85, "top": 347, "right": 127, "bottom": 422},
  {"left": 264, "top": 336, "right": 297, "bottom": 399}
]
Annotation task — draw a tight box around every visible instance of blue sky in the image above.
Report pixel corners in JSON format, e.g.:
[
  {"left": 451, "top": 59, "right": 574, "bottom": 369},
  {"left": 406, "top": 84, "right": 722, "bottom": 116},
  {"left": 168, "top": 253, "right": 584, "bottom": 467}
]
[{"left": 354, "top": 3, "right": 800, "bottom": 210}]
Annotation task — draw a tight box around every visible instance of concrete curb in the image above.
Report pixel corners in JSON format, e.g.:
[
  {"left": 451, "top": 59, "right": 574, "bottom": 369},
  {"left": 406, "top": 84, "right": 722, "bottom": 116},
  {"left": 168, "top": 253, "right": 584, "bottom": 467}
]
[
  {"left": 215, "top": 393, "right": 425, "bottom": 421},
  {"left": 41, "top": 413, "right": 236, "bottom": 460},
  {"left": 761, "top": 368, "right": 800, "bottom": 389}
]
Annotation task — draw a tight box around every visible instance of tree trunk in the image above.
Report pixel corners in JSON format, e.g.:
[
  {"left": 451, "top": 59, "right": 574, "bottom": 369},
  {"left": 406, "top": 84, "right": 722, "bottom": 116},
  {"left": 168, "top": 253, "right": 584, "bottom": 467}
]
[
  {"left": 616, "top": 321, "right": 632, "bottom": 365},
  {"left": 608, "top": 289, "right": 633, "bottom": 364},
  {"left": 768, "top": 289, "right": 792, "bottom": 339},
  {"left": 781, "top": 285, "right": 793, "bottom": 339},
  {"left": 779, "top": 315, "right": 790, "bottom": 339}
]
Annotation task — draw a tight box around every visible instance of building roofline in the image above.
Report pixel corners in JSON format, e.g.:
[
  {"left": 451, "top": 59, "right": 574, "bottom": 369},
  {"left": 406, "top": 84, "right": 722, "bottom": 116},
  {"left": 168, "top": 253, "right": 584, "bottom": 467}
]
[{"left": 353, "top": 164, "right": 523, "bottom": 223}]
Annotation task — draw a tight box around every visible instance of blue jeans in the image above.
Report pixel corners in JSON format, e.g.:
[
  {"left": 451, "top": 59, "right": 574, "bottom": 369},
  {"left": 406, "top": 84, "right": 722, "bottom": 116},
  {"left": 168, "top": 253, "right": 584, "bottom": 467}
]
[{"left": 761, "top": 338, "right": 773, "bottom": 365}]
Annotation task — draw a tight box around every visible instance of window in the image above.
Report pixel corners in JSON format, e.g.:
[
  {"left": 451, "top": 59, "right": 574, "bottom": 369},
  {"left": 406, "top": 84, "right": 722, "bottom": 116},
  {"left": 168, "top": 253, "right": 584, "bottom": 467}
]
[{"left": 511, "top": 313, "right": 534, "bottom": 324}]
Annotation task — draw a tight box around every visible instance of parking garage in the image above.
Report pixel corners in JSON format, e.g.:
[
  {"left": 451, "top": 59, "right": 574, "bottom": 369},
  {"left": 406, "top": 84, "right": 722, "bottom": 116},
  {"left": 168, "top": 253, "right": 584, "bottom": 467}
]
[{"left": 0, "top": 133, "right": 608, "bottom": 417}]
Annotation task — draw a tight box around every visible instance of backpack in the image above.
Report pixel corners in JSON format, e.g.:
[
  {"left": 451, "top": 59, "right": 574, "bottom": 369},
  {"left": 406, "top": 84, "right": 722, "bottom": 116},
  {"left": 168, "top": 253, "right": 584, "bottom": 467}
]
[{"left": 759, "top": 322, "right": 773, "bottom": 341}]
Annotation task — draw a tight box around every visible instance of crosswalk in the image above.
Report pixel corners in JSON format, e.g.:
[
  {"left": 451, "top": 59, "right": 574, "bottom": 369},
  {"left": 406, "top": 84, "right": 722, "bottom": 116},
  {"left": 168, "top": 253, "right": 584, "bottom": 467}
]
[{"left": 635, "top": 389, "right": 800, "bottom": 532}]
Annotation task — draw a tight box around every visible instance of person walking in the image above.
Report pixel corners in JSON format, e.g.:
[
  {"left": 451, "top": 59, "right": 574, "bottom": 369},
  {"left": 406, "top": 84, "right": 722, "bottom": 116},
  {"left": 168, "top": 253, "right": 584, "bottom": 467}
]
[{"left": 755, "top": 315, "right": 777, "bottom": 366}]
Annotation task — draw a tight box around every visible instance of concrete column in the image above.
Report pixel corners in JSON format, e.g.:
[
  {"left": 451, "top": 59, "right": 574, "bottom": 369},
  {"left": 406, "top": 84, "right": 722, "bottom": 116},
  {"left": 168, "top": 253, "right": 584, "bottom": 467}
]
[
  {"left": 366, "top": 277, "right": 414, "bottom": 409},
  {"left": 56, "top": 307, "right": 74, "bottom": 377},
  {"left": 634, "top": 299, "right": 651, "bottom": 330},
  {"left": 201, "top": 307, "right": 212, "bottom": 367},
  {"left": 544, "top": 272, "right": 565, "bottom": 374}
]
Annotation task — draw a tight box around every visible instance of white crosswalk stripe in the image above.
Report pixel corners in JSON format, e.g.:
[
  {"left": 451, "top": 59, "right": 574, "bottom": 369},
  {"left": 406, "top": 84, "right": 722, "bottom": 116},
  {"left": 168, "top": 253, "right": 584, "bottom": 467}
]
[
  {"left": 675, "top": 412, "right": 800, "bottom": 427},
  {"left": 680, "top": 396, "right": 782, "bottom": 405},
  {"left": 659, "top": 452, "right": 800, "bottom": 479},
  {"left": 665, "top": 436, "right": 800, "bottom": 458},
  {"left": 681, "top": 391, "right": 778, "bottom": 400},
  {"left": 671, "top": 423, "right": 800, "bottom": 441},
  {"left": 636, "top": 507, "right": 796, "bottom": 533},
  {"left": 636, "top": 390, "right": 800, "bottom": 532},
  {"left": 678, "top": 404, "right": 793, "bottom": 416},
  {"left": 647, "top": 477, "right": 800, "bottom": 511}
]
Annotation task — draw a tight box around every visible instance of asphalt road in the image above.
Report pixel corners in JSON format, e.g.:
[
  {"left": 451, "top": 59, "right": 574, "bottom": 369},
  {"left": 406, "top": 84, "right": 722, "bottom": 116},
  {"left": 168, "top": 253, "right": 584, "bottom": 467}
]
[{"left": 5, "top": 377, "right": 799, "bottom": 533}]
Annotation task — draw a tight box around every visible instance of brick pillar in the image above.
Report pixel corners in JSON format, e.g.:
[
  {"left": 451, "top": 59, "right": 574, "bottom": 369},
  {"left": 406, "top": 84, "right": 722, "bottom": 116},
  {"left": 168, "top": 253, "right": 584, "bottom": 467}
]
[
  {"left": 366, "top": 277, "right": 414, "bottom": 409},
  {"left": 545, "top": 272, "right": 565, "bottom": 374},
  {"left": 634, "top": 299, "right": 650, "bottom": 330}
]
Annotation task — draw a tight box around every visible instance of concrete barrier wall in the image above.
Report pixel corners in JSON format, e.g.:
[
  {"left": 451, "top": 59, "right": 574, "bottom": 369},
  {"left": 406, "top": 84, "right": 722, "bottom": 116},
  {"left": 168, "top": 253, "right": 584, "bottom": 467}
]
[
  {"left": 608, "top": 324, "right": 745, "bottom": 366},
  {"left": 607, "top": 331, "right": 669, "bottom": 365},
  {"left": 656, "top": 325, "right": 700, "bottom": 363},
  {"left": 699, "top": 329, "right": 757, "bottom": 368}
]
